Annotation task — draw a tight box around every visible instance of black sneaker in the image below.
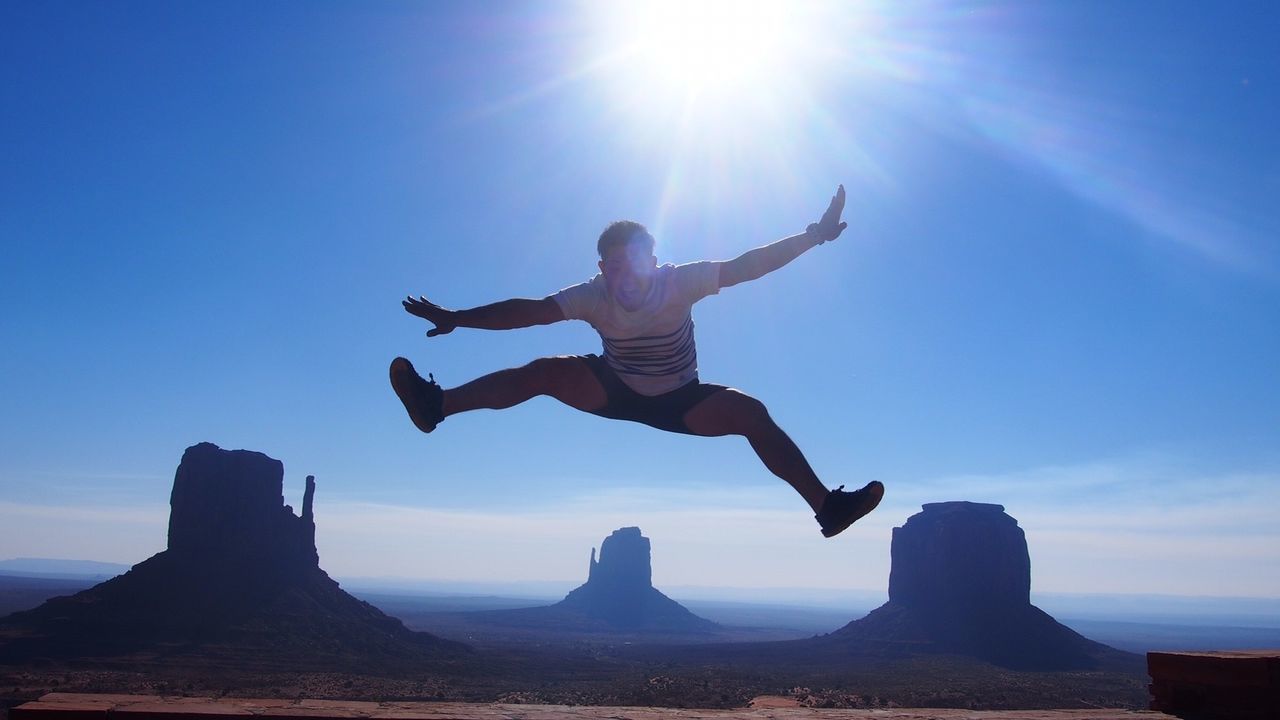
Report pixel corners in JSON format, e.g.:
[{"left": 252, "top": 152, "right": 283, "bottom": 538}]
[
  {"left": 390, "top": 357, "right": 445, "bottom": 433},
  {"left": 815, "top": 481, "right": 884, "bottom": 538}
]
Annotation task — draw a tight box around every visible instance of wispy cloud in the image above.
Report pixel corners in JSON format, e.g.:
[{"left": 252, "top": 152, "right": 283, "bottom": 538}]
[
  {"left": 898, "top": 458, "right": 1280, "bottom": 531},
  {"left": 313, "top": 492, "right": 888, "bottom": 590},
  {"left": 25, "top": 471, "right": 167, "bottom": 482},
  {"left": 311, "top": 456, "right": 1280, "bottom": 596},
  {"left": 0, "top": 501, "right": 167, "bottom": 525},
  {"left": 0, "top": 501, "right": 167, "bottom": 565},
  {"left": 3, "top": 457, "right": 1277, "bottom": 598},
  {"left": 887, "top": 457, "right": 1280, "bottom": 595}
]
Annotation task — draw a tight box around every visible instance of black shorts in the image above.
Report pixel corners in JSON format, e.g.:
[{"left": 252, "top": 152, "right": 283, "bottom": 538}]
[{"left": 578, "top": 354, "right": 727, "bottom": 435}]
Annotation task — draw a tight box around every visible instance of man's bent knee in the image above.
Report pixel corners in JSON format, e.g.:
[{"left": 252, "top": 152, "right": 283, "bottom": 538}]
[
  {"left": 524, "top": 356, "right": 606, "bottom": 412},
  {"left": 684, "top": 389, "right": 772, "bottom": 437},
  {"left": 727, "top": 392, "right": 772, "bottom": 433},
  {"left": 522, "top": 357, "right": 564, "bottom": 386}
]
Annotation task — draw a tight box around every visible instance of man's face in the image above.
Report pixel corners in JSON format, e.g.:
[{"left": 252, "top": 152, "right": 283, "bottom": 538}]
[{"left": 599, "top": 237, "right": 657, "bottom": 309}]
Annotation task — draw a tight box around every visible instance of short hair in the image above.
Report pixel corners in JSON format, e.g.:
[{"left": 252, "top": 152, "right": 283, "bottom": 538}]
[{"left": 597, "top": 220, "right": 654, "bottom": 258}]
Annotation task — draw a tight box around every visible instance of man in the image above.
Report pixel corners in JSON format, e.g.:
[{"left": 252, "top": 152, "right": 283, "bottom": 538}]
[{"left": 391, "top": 185, "right": 882, "bottom": 538}]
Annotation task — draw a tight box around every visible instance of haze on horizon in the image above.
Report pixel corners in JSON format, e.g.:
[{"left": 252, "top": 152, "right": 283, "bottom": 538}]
[{"left": 2, "top": 2, "right": 1277, "bottom": 603}]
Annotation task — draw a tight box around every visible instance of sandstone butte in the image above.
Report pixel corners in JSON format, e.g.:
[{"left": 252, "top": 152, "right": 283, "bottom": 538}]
[{"left": 11, "top": 693, "right": 1171, "bottom": 720}]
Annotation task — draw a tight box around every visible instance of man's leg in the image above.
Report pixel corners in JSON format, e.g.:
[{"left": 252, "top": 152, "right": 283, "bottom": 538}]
[
  {"left": 442, "top": 356, "right": 607, "bottom": 418},
  {"left": 681, "top": 389, "right": 829, "bottom": 512},
  {"left": 682, "top": 388, "right": 883, "bottom": 537}
]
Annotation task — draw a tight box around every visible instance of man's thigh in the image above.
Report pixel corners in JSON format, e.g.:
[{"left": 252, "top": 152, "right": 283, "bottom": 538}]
[
  {"left": 535, "top": 355, "right": 609, "bottom": 413},
  {"left": 681, "top": 387, "right": 767, "bottom": 437}
]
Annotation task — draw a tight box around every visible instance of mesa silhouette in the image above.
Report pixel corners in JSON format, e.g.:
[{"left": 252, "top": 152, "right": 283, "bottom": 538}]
[
  {"left": 660, "top": 501, "right": 1140, "bottom": 673},
  {"left": 819, "top": 501, "right": 1135, "bottom": 670},
  {"left": 444, "top": 527, "right": 720, "bottom": 637},
  {"left": 0, "top": 442, "right": 464, "bottom": 670}
]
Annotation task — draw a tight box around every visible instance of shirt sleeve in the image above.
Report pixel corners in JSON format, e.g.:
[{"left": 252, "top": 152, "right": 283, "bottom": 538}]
[
  {"left": 673, "top": 261, "right": 721, "bottom": 304},
  {"left": 550, "top": 275, "right": 604, "bottom": 322}
]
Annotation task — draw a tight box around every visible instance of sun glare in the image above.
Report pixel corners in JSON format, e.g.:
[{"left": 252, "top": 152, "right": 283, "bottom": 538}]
[
  {"left": 570, "top": 1, "right": 872, "bottom": 232},
  {"left": 626, "top": 1, "right": 790, "bottom": 97},
  {"left": 588, "top": 1, "right": 825, "bottom": 122}
]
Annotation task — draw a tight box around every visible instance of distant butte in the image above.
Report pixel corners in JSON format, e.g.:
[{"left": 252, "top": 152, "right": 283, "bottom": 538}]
[
  {"left": 0, "top": 442, "right": 464, "bottom": 669},
  {"left": 819, "top": 501, "right": 1136, "bottom": 670},
  {"left": 554, "top": 527, "right": 718, "bottom": 632},
  {"left": 447, "top": 526, "right": 719, "bottom": 637},
  {"left": 657, "top": 501, "right": 1142, "bottom": 678}
]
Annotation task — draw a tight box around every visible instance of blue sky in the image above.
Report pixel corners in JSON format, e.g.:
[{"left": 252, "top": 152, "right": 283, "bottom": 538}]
[{"left": 2, "top": 1, "right": 1278, "bottom": 600}]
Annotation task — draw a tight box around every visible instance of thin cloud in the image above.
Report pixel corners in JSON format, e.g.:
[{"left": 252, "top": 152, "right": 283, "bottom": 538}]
[
  {"left": 3, "top": 457, "right": 1276, "bottom": 597},
  {"left": 0, "top": 501, "right": 167, "bottom": 564},
  {"left": 0, "top": 501, "right": 167, "bottom": 525}
]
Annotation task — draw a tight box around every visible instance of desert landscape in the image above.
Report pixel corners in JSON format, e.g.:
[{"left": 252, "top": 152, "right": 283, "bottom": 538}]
[{"left": 1, "top": 444, "right": 1156, "bottom": 715}]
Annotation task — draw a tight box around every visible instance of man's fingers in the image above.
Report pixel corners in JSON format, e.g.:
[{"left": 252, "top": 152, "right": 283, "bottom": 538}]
[
  {"left": 404, "top": 295, "right": 446, "bottom": 320},
  {"left": 821, "top": 190, "right": 844, "bottom": 226},
  {"left": 829, "top": 185, "right": 846, "bottom": 214},
  {"left": 813, "top": 184, "right": 847, "bottom": 239}
]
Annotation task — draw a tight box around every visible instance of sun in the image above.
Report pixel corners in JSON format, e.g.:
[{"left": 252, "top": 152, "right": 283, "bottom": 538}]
[
  {"left": 568, "top": 1, "right": 868, "bottom": 231},
  {"left": 622, "top": 1, "right": 792, "bottom": 98},
  {"left": 585, "top": 1, "right": 824, "bottom": 121}
]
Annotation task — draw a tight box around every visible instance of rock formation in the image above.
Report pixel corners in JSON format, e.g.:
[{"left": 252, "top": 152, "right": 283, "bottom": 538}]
[
  {"left": 888, "top": 501, "right": 1030, "bottom": 612},
  {"left": 824, "top": 501, "right": 1125, "bottom": 670},
  {"left": 167, "top": 443, "right": 318, "bottom": 567},
  {"left": 587, "top": 527, "right": 653, "bottom": 590},
  {"left": 0, "top": 442, "right": 463, "bottom": 669},
  {"left": 554, "top": 527, "right": 714, "bottom": 631},
  {"left": 455, "top": 527, "right": 718, "bottom": 637}
]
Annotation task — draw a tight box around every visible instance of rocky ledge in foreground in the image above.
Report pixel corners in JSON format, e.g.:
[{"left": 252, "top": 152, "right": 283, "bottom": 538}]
[{"left": 11, "top": 692, "right": 1169, "bottom": 720}]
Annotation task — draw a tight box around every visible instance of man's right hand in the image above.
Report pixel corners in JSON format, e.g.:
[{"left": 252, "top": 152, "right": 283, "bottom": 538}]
[{"left": 403, "top": 295, "right": 457, "bottom": 337}]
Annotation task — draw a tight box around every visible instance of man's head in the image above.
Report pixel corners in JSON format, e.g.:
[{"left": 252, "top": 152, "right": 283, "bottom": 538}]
[
  {"left": 597, "top": 220, "right": 655, "bottom": 259},
  {"left": 597, "top": 220, "right": 657, "bottom": 310}
]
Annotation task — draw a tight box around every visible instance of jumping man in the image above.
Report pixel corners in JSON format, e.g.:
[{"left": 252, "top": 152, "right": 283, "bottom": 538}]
[{"left": 390, "top": 185, "right": 882, "bottom": 538}]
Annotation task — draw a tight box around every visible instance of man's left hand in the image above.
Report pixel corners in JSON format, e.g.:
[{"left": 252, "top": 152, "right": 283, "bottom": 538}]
[{"left": 808, "top": 184, "right": 847, "bottom": 244}]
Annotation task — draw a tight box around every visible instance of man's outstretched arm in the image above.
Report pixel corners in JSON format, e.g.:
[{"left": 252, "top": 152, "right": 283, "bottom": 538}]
[
  {"left": 717, "top": 185, "right": 848, "bottom": 289},
  {"left": 402, "top": 295, "right": 564, "bottom": 337}
]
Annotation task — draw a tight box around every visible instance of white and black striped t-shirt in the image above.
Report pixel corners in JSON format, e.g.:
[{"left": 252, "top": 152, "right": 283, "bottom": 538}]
[{"left": 551, "top": 262, "right": 721, "bottom": 396}]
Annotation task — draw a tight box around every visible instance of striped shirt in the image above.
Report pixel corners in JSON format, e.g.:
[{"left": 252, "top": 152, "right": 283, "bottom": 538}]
[{"left": 552, "top": 262, "right": 721, "bottom": 396}]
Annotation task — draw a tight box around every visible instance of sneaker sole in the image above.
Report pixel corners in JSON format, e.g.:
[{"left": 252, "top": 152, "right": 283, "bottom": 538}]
[
  {"left": 821, "top": 480, "right": 884, "bottom": 538},
  {"left": 389, "top": 357, "right": 439, "bottom": 434}
]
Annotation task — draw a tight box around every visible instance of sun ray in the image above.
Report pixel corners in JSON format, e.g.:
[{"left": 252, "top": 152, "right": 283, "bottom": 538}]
[{"left": 463, "top": 48, "right": 630, "bottom": 121}]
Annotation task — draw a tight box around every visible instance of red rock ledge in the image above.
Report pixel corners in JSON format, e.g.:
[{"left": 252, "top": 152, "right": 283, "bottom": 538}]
[
  {"left": 1148, "top": 649, "right": 1280, "bottom": 719},
  {"left": 11, "top": 693, "right": 1169, "bottom": 720}
]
